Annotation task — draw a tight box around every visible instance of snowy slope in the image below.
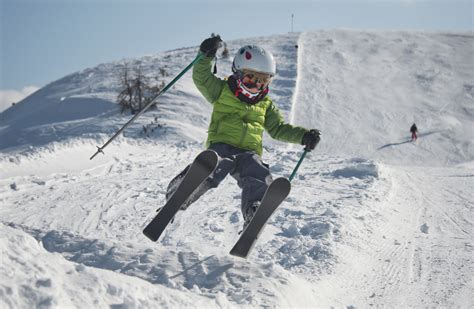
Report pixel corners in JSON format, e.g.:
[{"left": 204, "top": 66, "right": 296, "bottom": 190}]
[
  {"left": 1, "top": 31, "right": 473, "bottom": 308},
  {"left": 292, "top": 30, "right": 474, "bottom": 166}
]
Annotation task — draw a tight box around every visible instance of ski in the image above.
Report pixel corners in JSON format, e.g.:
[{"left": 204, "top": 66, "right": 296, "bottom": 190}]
[
  {"left": 230, "top": 177, "right": 291, "bottom": 258},
  {"left": 143, "top": 150, "right": 218, "bottom": 242}
]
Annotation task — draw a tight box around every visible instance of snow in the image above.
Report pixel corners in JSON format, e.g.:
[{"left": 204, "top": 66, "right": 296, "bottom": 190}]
[{"left": 1, "top": 30, "right": 473, "bottom": 308}]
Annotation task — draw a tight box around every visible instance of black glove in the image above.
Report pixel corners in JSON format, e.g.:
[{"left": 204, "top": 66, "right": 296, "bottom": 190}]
[
  {"left": 301, "top": 129, "right": 321, "bottom": 151},
  {"left": 199, "top": 36, "right": 222, "bottom": 57}
]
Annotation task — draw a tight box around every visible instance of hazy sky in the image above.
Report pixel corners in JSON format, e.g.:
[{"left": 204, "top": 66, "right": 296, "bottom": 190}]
[{"left": 0, "top": 0, "right": 472, "bottom": 99}]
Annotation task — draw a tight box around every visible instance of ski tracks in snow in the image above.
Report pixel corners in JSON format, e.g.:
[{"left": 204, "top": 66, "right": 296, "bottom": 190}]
[{"left": 313, "top": 165, "right": 473, "bottom": 307}]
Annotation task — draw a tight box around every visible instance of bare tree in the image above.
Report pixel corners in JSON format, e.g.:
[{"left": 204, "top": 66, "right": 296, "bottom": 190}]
[
  {"left": 133, "top": 68, "right": 145, "bottom": 112},
  {"left": 117, "top": 66, "right": 166, "bottom": 114},
  {"left": 159, "top": 67, "right": 169, "bottom": 77},
  {"left": 117, "top": 66, "right": 134, "bottom": 113}
]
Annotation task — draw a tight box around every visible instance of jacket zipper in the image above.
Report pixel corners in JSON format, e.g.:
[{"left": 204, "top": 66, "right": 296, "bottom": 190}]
[
  {"left": 239, "top": 122, "right": 248, "bottom": 146},
  {"left": 239, "top": 110, "right": 249, "bottom": 146}
]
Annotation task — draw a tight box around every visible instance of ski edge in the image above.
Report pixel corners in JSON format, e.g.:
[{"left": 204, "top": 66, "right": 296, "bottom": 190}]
[
  {"left": 142, "top": 150, "right": 219, "bottom": 242},
  {"left": 229, "top": 177, "right": 291, "bottom": 258}
]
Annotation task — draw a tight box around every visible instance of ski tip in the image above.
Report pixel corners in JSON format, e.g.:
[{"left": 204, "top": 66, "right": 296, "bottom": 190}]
[
  {"left": 274, "top": 177, "right": 291, "bottom": 184},
  {"left": 196, "top": 149, "right": 219, "bottom": 169},
  {"left": 199, "top": 149, "right": 219, "bottom": 159},
  {"left": 142, "top": 228, "right": 158, "bottom": 242},
  {"left": 229, "top": 250, "right": 249, "bottom": 259},
  {"left": 273, "top": 177, "right": 292, "bottom": 191}
]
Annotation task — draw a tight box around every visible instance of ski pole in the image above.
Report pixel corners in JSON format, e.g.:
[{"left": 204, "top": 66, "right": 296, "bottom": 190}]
[
  {"left": 90, "top": 52, "right": 205, "bottom": 160},
  {"left": 289, "top": 147, "right": 310, "bottom": 182}
]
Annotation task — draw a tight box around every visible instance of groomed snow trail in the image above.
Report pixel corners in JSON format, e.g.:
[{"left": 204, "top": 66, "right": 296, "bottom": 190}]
[{"left": 311, "top": 165, "right": 473, "bottom": 307}]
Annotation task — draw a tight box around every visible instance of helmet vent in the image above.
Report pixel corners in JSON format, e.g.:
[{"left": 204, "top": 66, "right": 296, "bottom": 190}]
[{"left": 245, "top": 51, "right": 252, "bottom": 60}]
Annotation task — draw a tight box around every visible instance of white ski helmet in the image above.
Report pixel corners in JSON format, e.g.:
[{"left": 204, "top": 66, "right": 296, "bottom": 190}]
[{"left": 232, "top": 45, "right": 276, "bottom": 76}]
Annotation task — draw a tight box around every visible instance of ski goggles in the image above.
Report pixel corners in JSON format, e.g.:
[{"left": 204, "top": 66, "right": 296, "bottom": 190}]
[{"left": 239, "top": 70, "right": 273, "bottom": 93}]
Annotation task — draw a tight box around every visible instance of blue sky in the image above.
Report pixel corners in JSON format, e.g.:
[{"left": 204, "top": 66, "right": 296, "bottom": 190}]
[{"left": 0, "top": 0, "right": 472, "bottom": 100}]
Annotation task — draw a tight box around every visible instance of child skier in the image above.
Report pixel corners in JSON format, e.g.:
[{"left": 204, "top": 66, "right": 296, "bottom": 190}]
[
  {"left": 166, "top": 36, "right": 320, "bottom": 227},
  {"left": 410, "top": 123, "right": 418, "bottom": 141}
]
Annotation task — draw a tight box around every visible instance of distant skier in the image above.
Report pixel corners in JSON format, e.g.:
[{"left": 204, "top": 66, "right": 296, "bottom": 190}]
[
  {"left": 410, "top": 123, "right": 418, "bottom": 142},
  {"left": 166, "top": 36, "right": 320, "bottom": 228}
]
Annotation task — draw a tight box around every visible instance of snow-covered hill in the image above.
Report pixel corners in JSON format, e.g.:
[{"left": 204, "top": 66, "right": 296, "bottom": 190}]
[{"left": 1, "top": 31, "right": 473, "bottom": 308}]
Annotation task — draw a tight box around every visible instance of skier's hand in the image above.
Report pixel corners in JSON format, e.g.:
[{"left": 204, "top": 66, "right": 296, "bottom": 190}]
[
  {"left": 200, "top": 36, "right": 222, "bottom": 57},
  {"left": 301, "top": 129, "right": 321, "bottom": 151}
]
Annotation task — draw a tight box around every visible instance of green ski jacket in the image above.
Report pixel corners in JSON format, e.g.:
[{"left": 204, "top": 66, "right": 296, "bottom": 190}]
[{"left": 193, "top": 55, "right": 308, "bottom": 156}]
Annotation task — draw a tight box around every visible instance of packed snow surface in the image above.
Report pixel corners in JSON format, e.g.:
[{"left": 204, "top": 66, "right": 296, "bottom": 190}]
[{"left": 1, "top": 30, "right": 473, "bottom": 308}]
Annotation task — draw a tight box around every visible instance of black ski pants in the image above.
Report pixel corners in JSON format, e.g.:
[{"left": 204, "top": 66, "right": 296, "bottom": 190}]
[{"left": 166, "top": 143, "right": 273, "bottom": 217}]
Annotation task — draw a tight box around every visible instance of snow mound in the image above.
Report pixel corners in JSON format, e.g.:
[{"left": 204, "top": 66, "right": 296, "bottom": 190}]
[
  {"left": 0, "top": 223, "right": 220, "bottom": 309},
  {"left": 329, "top": 159, "right": 379, "bottom": 179},
  {"left": 4, "top": 222, "right": 323, "bottom": 308}
]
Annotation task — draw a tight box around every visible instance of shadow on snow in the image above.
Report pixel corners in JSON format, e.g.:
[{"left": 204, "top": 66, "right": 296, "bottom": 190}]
[{"left": 377, "top": 130, "right": 444, "bottom": 151}]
